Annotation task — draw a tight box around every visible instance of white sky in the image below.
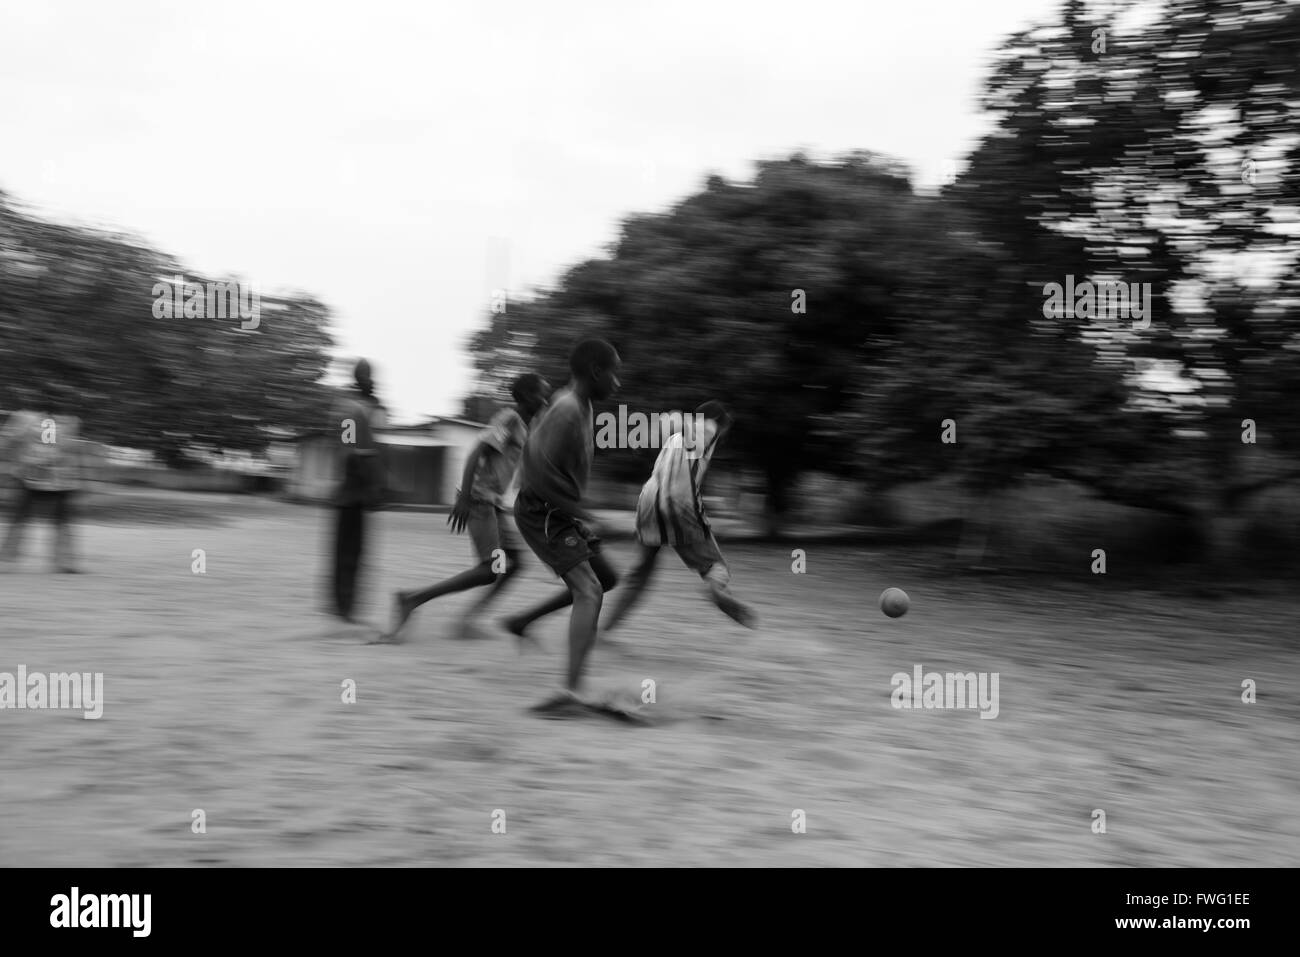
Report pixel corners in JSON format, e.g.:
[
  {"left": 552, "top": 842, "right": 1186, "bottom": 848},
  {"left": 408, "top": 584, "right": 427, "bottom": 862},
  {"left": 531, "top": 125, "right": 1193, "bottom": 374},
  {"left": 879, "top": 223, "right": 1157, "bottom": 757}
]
[{"left": 0, "top": 0, "right": 1052, "bottom": 422}]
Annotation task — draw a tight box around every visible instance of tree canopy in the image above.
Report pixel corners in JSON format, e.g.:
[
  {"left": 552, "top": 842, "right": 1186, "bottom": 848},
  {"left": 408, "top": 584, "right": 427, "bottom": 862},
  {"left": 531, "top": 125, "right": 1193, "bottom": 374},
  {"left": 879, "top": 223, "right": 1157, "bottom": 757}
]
[
  {"left": 466, "top": 0, "right": 1299, "bottom": 533},
  {"left": 0, "top": 192, "right": 335, "bottom": 465}
]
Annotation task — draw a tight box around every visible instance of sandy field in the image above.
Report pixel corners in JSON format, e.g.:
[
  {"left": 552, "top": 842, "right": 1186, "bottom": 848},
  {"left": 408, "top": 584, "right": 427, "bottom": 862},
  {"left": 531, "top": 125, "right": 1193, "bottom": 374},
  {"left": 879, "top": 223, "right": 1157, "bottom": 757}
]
[{"left": 1, "top": 493, "right": 1296, "bottom": 866}]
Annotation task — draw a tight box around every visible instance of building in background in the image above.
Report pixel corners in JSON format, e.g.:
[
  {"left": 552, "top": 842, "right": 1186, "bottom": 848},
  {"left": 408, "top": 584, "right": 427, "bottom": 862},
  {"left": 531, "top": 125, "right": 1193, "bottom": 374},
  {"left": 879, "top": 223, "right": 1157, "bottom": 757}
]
[{"left": 289, "top": 415, "right": 487, "bottom": 506}]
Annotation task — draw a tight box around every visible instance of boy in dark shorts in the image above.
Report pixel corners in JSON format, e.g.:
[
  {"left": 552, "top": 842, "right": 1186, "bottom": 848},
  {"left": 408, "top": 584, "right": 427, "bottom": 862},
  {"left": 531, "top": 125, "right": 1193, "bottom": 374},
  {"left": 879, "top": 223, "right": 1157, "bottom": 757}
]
[
  {"left": 601, "top": 400, "right": 757, "bottom": 633},
  {"left": 386, "top": 373, "right": 551, "bottom": 641},
  {"left": 505, "top": 339, "right": 622, "bottom": 712}
]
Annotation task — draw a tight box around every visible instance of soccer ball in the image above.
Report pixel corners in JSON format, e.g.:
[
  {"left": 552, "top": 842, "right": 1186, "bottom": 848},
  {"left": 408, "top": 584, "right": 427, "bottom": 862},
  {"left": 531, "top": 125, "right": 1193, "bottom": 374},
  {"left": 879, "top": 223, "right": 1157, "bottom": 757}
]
[{"left": 880, "top": 587, "right": 910, "bottom": 619}]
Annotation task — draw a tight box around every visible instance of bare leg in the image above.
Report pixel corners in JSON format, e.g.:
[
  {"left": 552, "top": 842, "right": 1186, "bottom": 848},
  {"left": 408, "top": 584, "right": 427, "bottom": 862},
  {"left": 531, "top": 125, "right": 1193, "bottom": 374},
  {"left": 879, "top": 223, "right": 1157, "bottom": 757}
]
[
  {"left": 601, "top": 544, "right": 659, "bottom": 632},
  {"left": 672, "top": 535, "right": 758, "bottom": 629},
  {"left": 53, "top": 491, "right": 77, "bottom": 572},
  {"left": 389, "top": 561, "right": 499, "bottom": 639},
  {"left": 402, "top": 563, "right": 499, "bottom": 609},
  {"left": 502, "top": 588, "right": 571, "bottom": 639},
  {"left": 560, "top": 561, "right": 604, "bottom": 691},
  {"left": 702, "top": 564, "right": 758, "bottom": 629},
  {"left": 462, "top": 549, "right": 523, "bottom": 619},
  {"left": 504, "top": 550, "right": 618, "bottom": 639},
  {"left": 0, "top": 482, "right": 35, "bottom": 564},
  {"left": 333, "top": 505, "right": 364, "bottom": 620}
]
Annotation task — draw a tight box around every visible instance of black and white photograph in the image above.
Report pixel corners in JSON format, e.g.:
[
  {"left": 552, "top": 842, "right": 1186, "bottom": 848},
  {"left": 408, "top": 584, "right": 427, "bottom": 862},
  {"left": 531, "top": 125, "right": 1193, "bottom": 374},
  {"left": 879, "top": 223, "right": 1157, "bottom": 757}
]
[{"left": 0, "top": 0, "right": 1294, "bottom": 930}]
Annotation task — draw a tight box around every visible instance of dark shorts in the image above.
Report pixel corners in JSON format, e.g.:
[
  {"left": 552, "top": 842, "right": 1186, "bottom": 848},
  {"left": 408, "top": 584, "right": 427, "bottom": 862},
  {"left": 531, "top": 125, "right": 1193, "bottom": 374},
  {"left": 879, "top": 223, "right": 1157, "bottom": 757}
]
[{"left": 513, "top": 488, "right": 601, "bottom": 578}]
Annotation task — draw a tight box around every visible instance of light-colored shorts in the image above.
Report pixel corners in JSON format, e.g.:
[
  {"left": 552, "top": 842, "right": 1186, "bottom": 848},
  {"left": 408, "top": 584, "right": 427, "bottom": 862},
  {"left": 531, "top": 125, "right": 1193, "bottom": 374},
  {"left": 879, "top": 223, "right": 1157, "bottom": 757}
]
[{"left": 467, "top": 500, "right": 523, "bottom": 564}]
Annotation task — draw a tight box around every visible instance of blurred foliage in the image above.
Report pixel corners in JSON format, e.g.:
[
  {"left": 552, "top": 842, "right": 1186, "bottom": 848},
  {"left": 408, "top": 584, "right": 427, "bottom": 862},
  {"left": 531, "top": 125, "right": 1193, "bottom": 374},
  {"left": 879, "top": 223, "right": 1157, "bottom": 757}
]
[
  {"left": 468, "top": 0, "right": 1299, "bottom": 531},
  {"left": 0, "top": 192, "right": 335, "bottom": 465},
  {"left": 958, "top": 0, "right": 1300, "bottom": 512},
  {"left": 469, "top": 153, "right": 924, "bottom": 505}
]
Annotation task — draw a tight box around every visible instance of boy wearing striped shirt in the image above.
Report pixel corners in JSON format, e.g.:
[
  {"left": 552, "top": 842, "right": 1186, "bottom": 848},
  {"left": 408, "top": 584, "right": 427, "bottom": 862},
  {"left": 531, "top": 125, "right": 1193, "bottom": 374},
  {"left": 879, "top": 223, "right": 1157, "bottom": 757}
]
[{"left": 602, "top": 401, "right": 757, "bottom": 633}]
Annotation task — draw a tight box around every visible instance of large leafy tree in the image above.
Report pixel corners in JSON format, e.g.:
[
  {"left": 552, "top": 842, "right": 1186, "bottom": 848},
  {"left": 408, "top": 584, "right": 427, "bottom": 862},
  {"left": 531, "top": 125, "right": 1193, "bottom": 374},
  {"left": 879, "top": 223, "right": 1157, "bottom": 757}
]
[
  {"left": 467, "top": 151, "right": 1137, "bottom": 530},
  {"left": 466, "top": 0, "right": 1299, "bottom": 558},
  {"left": 0, "top": 191, "right": 335, "bottom": 464},
  {"left": 468, "top": 153, "right": 952, "bottom": 518},
  {"left": 955, "top": 0, "right": 1300, "bottom": 544}
]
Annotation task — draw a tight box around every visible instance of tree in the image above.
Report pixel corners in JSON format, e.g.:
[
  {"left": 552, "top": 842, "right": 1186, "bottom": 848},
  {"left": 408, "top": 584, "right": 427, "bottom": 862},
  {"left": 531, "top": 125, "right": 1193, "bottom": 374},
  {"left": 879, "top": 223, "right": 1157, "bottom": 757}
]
[
  {"left": 467, "top": 153, "right": 941, "bottom": 525},
  {"left": 0, "top": 191, "right": 336, "bottom": 464},
  {"left": 956, "top": 0, "right": 1300, "bottom": 558}
]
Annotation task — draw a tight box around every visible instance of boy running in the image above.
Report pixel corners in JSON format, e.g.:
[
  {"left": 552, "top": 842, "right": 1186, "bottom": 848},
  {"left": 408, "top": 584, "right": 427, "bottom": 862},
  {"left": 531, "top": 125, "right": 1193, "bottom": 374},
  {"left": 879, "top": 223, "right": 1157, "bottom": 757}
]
[
  {"left": 505, "top": 339, "right": 622, "bottom": 712},
  {"left": 387, "top": 373, "right": 551, "bottom": 641},
  {"left": 601, "top": 401, "right": 757, "bottom": 632}
]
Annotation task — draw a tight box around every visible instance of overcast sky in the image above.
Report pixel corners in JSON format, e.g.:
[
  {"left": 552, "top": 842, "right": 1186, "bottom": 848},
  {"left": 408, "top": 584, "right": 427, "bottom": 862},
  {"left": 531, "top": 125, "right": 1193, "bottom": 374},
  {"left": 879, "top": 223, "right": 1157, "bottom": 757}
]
[{"left": 1, "top": 0, "right": 1053, "bottom": 422}]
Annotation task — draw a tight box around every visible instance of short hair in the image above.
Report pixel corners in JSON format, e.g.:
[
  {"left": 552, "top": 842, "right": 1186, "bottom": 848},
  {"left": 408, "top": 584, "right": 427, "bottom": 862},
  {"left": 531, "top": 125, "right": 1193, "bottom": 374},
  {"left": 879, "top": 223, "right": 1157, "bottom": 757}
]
[
  {"left": 696, "top": 400, "right": 732, "bottom": 431},
  {"left": 354, "top": 358, "right": 374, "bottom": 396},
  {"left": 569, "top": 338, "right": 618, "bottom": 379},
  {"left": 510, "top": 372, "right": 548, "bottom": 403}
]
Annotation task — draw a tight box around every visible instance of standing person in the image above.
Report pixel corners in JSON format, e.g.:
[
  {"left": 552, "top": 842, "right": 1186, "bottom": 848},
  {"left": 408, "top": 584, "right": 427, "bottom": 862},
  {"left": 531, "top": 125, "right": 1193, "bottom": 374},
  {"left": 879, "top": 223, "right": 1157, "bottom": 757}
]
[
  {"left": 0, "top": 406, "right": 88, "bottom": 573},
  {"left": 601, "top": 401, "right": 757, "bottom": 634},
  {"left": 331, "top": 358, "right": 387, "bottom": 622},
  {"left": 505, "top": 339, "right": 622, "bottom": 713},
  {"left": 385, "top": 373, "right": 551, "bottom": 642}
]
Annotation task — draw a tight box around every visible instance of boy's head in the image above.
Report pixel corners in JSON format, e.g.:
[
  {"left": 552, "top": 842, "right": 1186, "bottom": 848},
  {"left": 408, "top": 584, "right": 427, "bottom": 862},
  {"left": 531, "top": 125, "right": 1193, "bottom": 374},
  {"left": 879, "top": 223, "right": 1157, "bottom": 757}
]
[
  {"left": 696, "top": 400, "right": 733, "bottom": 436},
  {"left": 682, "top": 400, "right": 731, "bottom": 455},
  {"left": 510, "top": 372, "right": 552, "bottom": 421},
  {"left": 569, "top": 338, "right": 621, "bottom": 401},
  {"left": 354, "top": 358, "right": 374, "bottom": 396}
]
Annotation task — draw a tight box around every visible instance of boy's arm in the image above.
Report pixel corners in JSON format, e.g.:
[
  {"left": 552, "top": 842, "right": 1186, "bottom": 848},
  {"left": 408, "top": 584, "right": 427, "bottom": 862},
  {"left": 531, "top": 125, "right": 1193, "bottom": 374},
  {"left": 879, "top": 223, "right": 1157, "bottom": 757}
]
[
  {"left": 332, "top": 397, "right": 357, "bottom": 461},
  {"left": 459, "top": 410, "right": 511, "bottom": 502},
  {"left": 687, "top": 436, "right": 719, "bottom": 524},
  {"left": 330, "top": 398, "right": 368, "bottom": 504},
  {"left": 448, "top": 439, "right": 488, "bottom": 533},
  {"left": 458, "top": 440, "right": 487, "bottom": 498}
]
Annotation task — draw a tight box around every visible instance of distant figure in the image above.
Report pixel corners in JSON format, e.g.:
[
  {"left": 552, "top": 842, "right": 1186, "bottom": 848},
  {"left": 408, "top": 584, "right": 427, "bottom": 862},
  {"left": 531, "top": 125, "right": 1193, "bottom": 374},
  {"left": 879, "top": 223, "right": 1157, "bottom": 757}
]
[
  {"left": 386, "top": 373, "right": 552, "bottom": 642},
  {"left": 601, "top": 401, "right": 757, "bottom": 633},
  {"left": 503, "top": 339, "right": 622, "bottom": 714},
  {"left": 330, "top": 359, "right": 387, "bottom": 621},
  {"left": 0, "top": 408, "right": 88, "bottom": 573}
]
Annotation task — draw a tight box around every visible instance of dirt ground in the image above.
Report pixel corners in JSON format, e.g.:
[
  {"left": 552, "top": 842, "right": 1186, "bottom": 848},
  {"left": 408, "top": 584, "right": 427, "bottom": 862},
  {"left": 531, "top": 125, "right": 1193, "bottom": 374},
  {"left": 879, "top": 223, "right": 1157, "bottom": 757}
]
[{"left": 1, "top": 493, "right": 1296, "bottom": 866}]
